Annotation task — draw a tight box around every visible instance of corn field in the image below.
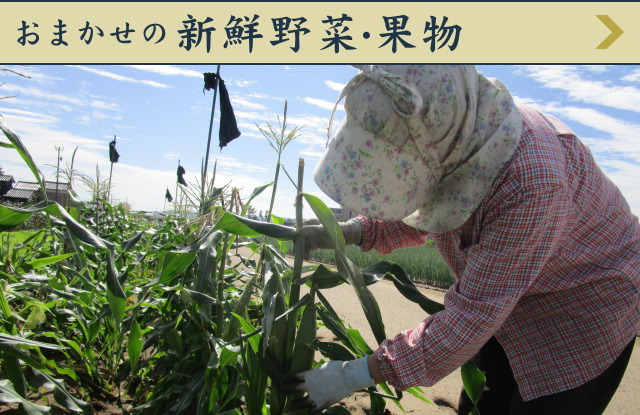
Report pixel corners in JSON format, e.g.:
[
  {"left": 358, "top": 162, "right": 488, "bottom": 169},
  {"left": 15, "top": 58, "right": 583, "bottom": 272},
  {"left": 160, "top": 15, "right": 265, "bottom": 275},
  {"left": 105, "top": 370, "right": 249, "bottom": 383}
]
[
  {"left": 308, "top": 244, "right": 454, "bottom": 289},
  {"left": 0, "top": 116, "right": 485, "bottom": 415}
]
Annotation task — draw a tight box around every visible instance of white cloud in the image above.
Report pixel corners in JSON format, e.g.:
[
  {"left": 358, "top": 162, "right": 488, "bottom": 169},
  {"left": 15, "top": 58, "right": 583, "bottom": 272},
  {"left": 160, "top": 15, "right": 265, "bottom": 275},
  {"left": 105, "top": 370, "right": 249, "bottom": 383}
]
[
  {"left": 583, "top": 65, "right": 612, "bottom": 73},
  {"left": 234, "top": 110, "right": 274, "bottom": 121},
  {"left": 1, "top": 66, "right": 62, "bottom": 85},
  {"left": 0, "top": 107, "right": 60, "bottom": 123},
  {"left": 240, "top": 132, "right": 264, "bottom": 140},
  {"left": 621, "top": 69, "right": 640, "bottom": 83},
  {"left": 3, "top": 111, "right": 106, "bottom": 153},
  {"left": 234, "top": 80, "right": 257, "bottom": 88},
  {"left": 90, "top": 101, "right": 119, "bottom": 111},
  {"left": 299, "top": 97, "right": 337, "bottom": 111},
  {"left": 520, "top": 65, "right": 640, "bottom": 113},
  {"left": 297, "top": 132, "right": 328, "bottom": 148},
  {"left": 214, "top": 155, "right": 269, "bottom": 174},
  {"left": 127, "top": 65, "right": 202, "bottom": 77},
  {"left": 69, "top": 65, "right": 172, "bottom": 89},
  {"left": 230, "top": 96, "right": 267, "bottom": 110},
  {"left": 539, "top": 104, "right": 640, "bottom": 157},
  {"left": 1, "top": 84, "right": 83, "bottom": 105},
  {"left": 325, "top": 80, "right": 345, "bottom": 92},
  {"left": 286, "top": 114, "right": 333, "bottom": 136},
  {"left": 529, "top": 103, "right": 640, "bottom": 218},
  {"left": 298, "top": 149, "right": 324, "bottom": 159},
  {"left": 236, "top": 121, "right": 261, "bottom": 134},
  {"left": 247, "top": 92, "right": 269, "bottom": 99},
  {"left": 141, "top": 80, "right": 172, "bottom": 89}
]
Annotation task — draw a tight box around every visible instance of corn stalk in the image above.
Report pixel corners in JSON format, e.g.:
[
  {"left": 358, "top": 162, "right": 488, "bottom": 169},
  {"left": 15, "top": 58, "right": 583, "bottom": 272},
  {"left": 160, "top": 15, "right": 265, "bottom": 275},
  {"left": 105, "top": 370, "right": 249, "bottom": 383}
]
[{"left": 256, "top": 100, "right": 303, "bottom": 222}]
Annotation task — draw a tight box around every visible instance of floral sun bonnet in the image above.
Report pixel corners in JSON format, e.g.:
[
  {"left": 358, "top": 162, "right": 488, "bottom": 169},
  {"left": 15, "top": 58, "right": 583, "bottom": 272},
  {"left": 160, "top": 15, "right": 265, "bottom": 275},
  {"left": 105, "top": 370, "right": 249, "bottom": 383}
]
[{"left": 313, "top": 65, "right": 523, "bottom": 233}]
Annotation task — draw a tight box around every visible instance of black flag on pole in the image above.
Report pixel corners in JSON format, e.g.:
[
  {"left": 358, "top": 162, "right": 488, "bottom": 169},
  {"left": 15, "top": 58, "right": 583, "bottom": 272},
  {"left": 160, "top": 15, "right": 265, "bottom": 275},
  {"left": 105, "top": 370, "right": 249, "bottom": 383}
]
[
  {"left": 109, "top": 138, "right": 120, "bottom": 163},
  {"left": 165, "top": 189, "right": 173, "bottom": 202},
  {"left": 177, "top": 165, "right": 187, "bottom": 186},
  {"left": 204, "top": 72, "right": 241, "bottom": 149}
]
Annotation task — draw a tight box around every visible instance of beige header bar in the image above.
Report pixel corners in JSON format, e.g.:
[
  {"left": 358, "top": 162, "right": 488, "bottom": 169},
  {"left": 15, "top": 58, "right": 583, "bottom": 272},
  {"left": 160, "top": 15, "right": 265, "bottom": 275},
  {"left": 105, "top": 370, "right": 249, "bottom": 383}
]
[{"left": 2, "top": 2, "right": 637, "bottom": 63}]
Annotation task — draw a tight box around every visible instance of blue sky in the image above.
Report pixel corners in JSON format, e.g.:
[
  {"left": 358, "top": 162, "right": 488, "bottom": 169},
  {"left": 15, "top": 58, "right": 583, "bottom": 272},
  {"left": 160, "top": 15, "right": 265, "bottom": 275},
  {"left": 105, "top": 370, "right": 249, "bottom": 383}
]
[{"left": 1, "top": 64, "right": 640, "bottom": 221}]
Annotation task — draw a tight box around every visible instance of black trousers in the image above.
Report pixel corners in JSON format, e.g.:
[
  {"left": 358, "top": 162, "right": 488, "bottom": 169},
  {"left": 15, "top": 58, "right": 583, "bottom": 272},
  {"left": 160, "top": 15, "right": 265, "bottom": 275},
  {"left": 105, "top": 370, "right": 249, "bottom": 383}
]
[{"left": 457, "top": 336, "right": 636, "bottom": 415}]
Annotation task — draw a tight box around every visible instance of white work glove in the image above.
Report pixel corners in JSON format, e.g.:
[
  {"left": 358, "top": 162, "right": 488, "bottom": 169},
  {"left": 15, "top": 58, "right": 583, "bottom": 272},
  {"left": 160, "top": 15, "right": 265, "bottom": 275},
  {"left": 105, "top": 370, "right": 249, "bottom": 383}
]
[
  {"left": 282, "top": 356, "right": 376, "bottom": 413},
  {"left": 300, "top": 219, "right": 362, "bottom": 260}
]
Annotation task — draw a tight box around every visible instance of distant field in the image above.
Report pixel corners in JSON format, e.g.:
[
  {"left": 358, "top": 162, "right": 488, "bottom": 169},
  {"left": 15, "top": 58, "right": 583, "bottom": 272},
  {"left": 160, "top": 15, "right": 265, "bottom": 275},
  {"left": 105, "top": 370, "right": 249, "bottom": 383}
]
[{"left": 309, "top": 243, "right": 455, "bottom": 289}]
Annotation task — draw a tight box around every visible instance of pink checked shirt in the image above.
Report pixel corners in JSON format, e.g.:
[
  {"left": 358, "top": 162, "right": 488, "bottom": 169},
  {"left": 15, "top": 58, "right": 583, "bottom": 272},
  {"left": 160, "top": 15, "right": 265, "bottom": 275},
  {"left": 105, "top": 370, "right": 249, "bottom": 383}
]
[{"left": 359, "top": 105, "right": 640, "bottom": 401}]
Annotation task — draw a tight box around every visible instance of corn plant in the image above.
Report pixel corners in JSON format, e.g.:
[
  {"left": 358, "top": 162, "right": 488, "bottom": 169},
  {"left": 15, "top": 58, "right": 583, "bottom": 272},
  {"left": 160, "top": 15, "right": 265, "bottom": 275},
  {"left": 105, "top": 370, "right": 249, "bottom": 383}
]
[
  {"left": 255, "top": 100, "right": 303, "bottom": 222},
  {"left": 1, "top": 114, "right": 485, "bottom": 415}
]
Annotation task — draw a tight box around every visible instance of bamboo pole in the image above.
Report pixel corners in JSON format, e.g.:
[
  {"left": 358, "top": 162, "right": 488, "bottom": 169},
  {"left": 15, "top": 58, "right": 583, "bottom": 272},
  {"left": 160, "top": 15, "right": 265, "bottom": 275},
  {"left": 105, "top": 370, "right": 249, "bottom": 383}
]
[
  {"left": 108, "top": 135, "right": 116, "bottom": 205},
  {"left": 202, "top": 64, "right": 221, "bottom": 202}
]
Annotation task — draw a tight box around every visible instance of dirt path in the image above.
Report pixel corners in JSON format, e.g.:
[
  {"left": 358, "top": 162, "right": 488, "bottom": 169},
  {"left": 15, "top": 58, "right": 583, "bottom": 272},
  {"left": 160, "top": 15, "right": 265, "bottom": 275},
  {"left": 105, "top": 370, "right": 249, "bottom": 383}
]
[{"left": 293, "top": 255, "right": 640, "bottom": 415}]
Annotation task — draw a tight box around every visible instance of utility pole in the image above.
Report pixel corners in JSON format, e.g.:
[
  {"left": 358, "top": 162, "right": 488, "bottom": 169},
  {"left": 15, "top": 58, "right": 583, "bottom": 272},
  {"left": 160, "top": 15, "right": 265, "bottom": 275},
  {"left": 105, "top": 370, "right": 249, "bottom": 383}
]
[{"left": 55, "top": 146, "right": 63, "bottom": 203}]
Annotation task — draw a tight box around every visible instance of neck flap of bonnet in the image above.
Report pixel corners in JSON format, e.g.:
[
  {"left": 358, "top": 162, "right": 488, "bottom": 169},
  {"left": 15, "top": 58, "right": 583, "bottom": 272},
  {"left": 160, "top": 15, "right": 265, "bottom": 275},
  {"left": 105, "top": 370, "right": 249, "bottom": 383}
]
[{"left": 314, "top": 65, "right": 522, "bottom": 233}]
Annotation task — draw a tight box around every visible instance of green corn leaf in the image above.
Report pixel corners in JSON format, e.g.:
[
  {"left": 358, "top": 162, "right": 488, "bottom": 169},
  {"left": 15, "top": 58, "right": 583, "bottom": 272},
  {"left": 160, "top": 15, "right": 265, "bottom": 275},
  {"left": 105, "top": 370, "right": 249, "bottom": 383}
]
[
  {"left": 461, "top": 361, "right": 486, "bottom": 411},
  {"left": 311, "top": 340, "right": 356, "bottom": 361},
  {"left": 301, "top": 193, "right": 345, "bottom": 248},
  {"left": 346, "top": 328, "right": 374, "bottom": 355},
  {"left": 195, "top": 229, "right": 222, "bottom": 299},
  {"left": 0, "top": 379, "right": 50, "bottom": 415},
  {"left": 0, "top": 346, "right": 90, "bottom": 414},
  {"left": 43, "top": 359, "right": 78, "bottom": 382},
  {"left": 0, "top": 141, "right": 15, "bottom": 148},
  {"left": 128, "top": 320, "right": 142, "bottom": 371},
  {"left": 362, "top": 261, "right": 445, "bottom": 314},
  {"left": 289, "top": 303, "right": 317, "bottom": 373},
  {"left": 261, "top": 293, "right": 288, "bottom": 382},
  {"left": 0, "top": 350, "right": 27, "bottom": 402},
  {"left": 0, "top": 333, "right": 66, "bottom": 350},
  {"left": 105, "top": 254, "right": 126, "bottom": 326},
  {"left": 0, "top": 285, "right": 15, "bottom": 320},
  {"left": 183, "top": 288, "right": 219, "bottom": 305},
  {"left": 24, "top": 305, "right": 46, "bottom": 330},
  {"left": 48, "top": 203, "right": 113, "bottom": 251},
  {"left": 0, "top": 115, "right": 46, "bottom": 192},
  {"left": 216, "top": 346, "right": 241, "bottom": 369},
  {"left": 0, "top": 202, "right": 113, "bottom": 251},
  {"left": 155, "top": 251, "right": 198, "bottom": 285},
  {"left": 0, "top": 202, "right": 48, "bottom": 231},
  {"left": 247, "top": 182, "right": 273, "bottom": 206},
  {"left": 316, "top": 291, "right": 352, "bottom": 349},
  {"left": 369, "top": 392, "right": 387, "bottom": 415},
  {"left": 404, "top": 386, "right": 433, "bottom": 404},
  {"left": 169, "top": 373, "right": 204, "bottom": 413},
  {"left": 121, "top": 231, "right": 144, "bottom": 255},
  {"left": 336, "top": 251, "right": 387, "bottom": 345},
  {"left": 230, "top": 312, "right": 261, "bottom": 353},
  {"left": 304, "top": 193, "right": 387, "bottom": 345},
  {"left": 215, "top": 211, "right": 296, "bottom": 240},
  {"left": 297, "top": 264, "right": 346, "bottom": 289},
  {"left": 224, "top": 275, "right": 258, "bottom": 342},
  {"left": 26, "top": 253, "right": 76, "bottom": 269}
]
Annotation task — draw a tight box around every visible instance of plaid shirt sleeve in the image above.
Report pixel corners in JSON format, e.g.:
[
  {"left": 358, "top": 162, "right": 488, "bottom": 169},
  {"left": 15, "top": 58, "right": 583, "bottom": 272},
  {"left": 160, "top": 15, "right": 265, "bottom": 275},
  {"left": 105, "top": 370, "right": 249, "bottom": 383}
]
[
  {"left": 374, "top": 180, "right": 573, "bottom": 390},
  {"left": 355, "top": 215, "right": 430, "bottom": 254}
]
